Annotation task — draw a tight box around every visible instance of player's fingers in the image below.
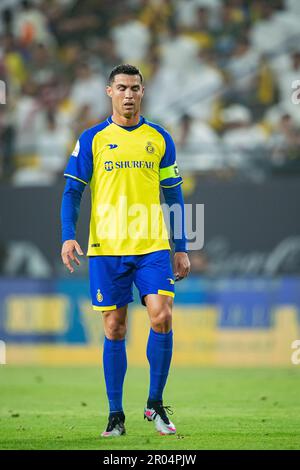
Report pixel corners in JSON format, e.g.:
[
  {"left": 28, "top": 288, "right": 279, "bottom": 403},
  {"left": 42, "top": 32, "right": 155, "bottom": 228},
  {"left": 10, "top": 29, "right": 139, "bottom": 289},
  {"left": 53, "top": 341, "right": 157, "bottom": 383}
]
[
  {"left": 174, "top": 262, "right": 184, "bottom": 277},
  {"left": 175, "top": 262, "right": 190, "bottom": 279},
  {"left": 183, "top": 263, "right": 191, "bottom": 277},
  {"left": 62, "top": 252, "right": 74, "bottom": 273},
  {"left": 73, "top": 255, "right": 80, "bottom": 266},
  {"left": 68, "top": 255, "right": 78, "bottom": 270},
  {"left": 68, "top": 251, "right": 76, "bottom": 262},
  {"left": 67, "top": 263, "right": 74, "bottom": 273},
  {"left": 184, "top": 262, "right": 191, "bottom": 276},
  {"left": 61, "top": 251, "right": 69, "bottom": 265},
  {"left": 64, "top": 259, "right": 74, "bottom": 273},
  {"left": 74, "top": 241, "right": 84, "bottom": 256}
]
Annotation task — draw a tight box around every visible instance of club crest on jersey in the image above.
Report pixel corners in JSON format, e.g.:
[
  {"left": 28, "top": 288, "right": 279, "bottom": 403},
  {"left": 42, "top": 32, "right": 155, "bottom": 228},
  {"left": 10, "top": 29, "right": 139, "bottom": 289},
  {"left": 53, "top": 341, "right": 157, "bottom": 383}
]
[
  {"left": 145, "top": 142, "right": 155, "bottom": 154},
  {"left": 96, "top": 289, "right": 103, "bottom": 303},
  {"left": 71, "top": 140, "right": 80, "bottom": 157}
]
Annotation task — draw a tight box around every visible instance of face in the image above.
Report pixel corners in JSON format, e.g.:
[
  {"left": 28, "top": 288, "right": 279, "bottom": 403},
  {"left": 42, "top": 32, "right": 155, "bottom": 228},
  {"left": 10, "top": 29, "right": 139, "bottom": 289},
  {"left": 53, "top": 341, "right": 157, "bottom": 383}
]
[{"left": 106, "top": 74, "right": 144, "bottom": 119}]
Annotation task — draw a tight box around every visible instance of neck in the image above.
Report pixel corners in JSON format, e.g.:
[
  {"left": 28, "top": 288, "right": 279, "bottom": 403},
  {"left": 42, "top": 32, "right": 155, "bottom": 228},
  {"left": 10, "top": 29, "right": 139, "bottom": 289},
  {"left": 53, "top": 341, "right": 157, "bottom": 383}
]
[{"left": 111, "top": 111, "right": 140, "bottom": 127}]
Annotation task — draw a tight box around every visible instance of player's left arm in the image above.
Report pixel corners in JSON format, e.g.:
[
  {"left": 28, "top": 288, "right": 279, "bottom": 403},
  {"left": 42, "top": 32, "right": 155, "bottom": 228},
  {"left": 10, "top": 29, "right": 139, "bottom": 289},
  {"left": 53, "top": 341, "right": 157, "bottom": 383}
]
[
  {"left": 160, "top": 130, "right": 190, "bottom": 280},
  {"left": 162, "top": 185, "right": 190, "bottom": 280}
]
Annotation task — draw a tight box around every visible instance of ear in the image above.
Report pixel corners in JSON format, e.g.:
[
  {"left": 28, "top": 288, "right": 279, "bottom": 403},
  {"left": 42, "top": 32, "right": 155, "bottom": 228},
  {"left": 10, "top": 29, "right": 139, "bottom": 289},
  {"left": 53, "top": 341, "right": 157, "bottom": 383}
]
[
  {"left": 141, "top": 86, "right": 145, "bottom": 98},
  {"left": 106, "top": 85, "right": 112, "bottom": 98}
]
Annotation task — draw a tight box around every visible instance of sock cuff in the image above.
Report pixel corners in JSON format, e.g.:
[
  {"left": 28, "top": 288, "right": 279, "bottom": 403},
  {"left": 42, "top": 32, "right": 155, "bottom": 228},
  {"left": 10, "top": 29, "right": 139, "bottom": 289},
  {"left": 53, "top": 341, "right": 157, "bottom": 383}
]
[
  {"left": 104, "top": 336, "right": 126, "bottom": 346},
  {"left": 150, "top": 328, "right": 173, "bottom": 341}
]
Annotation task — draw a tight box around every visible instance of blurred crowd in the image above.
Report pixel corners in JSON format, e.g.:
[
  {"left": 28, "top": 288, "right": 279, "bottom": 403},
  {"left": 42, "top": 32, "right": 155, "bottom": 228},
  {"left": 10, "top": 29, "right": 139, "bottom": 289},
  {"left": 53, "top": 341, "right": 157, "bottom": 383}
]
[{"left": 1, "top": 0, "right": 300, "bottom": 185}]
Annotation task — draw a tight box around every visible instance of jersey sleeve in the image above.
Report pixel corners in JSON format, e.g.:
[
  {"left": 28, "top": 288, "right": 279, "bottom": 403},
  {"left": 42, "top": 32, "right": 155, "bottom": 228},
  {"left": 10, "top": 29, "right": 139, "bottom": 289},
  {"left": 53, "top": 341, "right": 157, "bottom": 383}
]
[
  {"left": 159, "top": 130, "right": 183, "bottom": 188},
  {"left": 64, "top": 129, "right": 93, "bottom": 185}
]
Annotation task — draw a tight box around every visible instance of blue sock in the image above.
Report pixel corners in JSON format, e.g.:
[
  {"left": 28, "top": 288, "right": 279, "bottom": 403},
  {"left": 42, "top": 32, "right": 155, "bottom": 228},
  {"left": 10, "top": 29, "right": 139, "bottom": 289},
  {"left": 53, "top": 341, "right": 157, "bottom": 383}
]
[
  {"left": 103, "top": 337, "right": 127, "bottom": 414},
  {"left": 146, "top": 328, "right": 173, "bottom": 404}
]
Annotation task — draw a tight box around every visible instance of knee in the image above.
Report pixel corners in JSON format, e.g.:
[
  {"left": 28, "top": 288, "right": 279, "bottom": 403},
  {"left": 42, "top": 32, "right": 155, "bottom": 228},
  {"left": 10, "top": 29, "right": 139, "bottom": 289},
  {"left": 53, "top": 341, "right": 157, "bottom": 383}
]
[
  {"left": 150, "top": 306, "right": 172, "bottom": 333},
  {"left": 103, "top": 314, "right": 127, "bottom": 340}
]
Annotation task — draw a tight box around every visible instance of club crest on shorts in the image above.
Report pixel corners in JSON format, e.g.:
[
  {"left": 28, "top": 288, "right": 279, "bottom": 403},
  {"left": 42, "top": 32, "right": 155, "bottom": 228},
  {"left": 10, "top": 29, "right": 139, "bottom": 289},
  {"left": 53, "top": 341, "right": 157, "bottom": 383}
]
[
  {"left": 96, "top": 289, "right": 103, "bottom": 303},
  {"left": 145, "top": 142, "right": 155, "bottom": 154}
]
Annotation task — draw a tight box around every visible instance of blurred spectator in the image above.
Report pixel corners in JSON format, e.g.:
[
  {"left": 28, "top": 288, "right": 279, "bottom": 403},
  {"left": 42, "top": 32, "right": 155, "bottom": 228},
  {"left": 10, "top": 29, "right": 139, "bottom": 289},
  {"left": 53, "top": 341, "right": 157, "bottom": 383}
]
[
  {"left": 250, "top": 1, "right": 299, "bottom": 54},
  {"left": 70, "top": 62, "right": 110, "bottom": 123},
  {"left": 255, "top": 56, "right": 276, "bottom": 113},
  {"left": 269, "top": 113, "right": 300, "bottom": 171},
  {"left": 174, "top": 114, "right": 223, "bottom": 171},
  {"left": 13, "top": 109, "right": 72, "bottom": 186},
  {"left": 159, "top": 25, "right": 199, "bottom": 70},
  {"left": 285, "top": 0, "right": 300, "bottom": 15},
  {"left": 27, "top": 42, "right": 60, "bottom": 86},
  {"left": 146, "top": 29, "right": 224, "bottom": 125},
  {"left": 175, "top": 0, "right": 221, "bottom": 29},
  {"left": 226, "top": 36, "right": 259, "bottom": 107},
  {"left": 111, "top": 11, "right": 151, "bottom": 64},
  {"left": 214, "top": 1, "right": 247, "bottom": 57},
  {"left": 14, "top": 79, "right": 40, "bottom": 158},
  {"left": 221, "top": 104, "right": 269, "bottom": 171},
  {"left": 13, "top": 0, "right": 55, "bottom": 47},
  {"left": 276, "top": 50, "right": 300, "bottom": 125},
  {"left": 50, "top": 0, "right": 115, "bottom": 45},
  {"left": 36, "top": 110, "right": 72, "bottom": 173},
  {"left": 139, "top": 0, "right": 174, "bottom": 38},
  {"left": 1, "top": 33, "right": 27, "bottom": 91},
  {"left": 58, "top": 42, "right": 83, "bottom": 81},
  {"left": 145, "top": 27, "right": 200, "bottom": 123},
  {"left": 183, "top": 48, "right": 224, "bottom": 123},
  {"left": 184, "top": 6, "right": 214, "bottom": 50},
  {"left": 0, "top": 8, "right": 14, "bottom": 36}
]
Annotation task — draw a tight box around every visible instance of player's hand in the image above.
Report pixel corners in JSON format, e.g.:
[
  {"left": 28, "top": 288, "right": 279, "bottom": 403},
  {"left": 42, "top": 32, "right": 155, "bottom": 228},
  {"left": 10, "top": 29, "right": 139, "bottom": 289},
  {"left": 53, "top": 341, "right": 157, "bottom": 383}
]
[
  {"left": 174, "top": 252, "right": 190, "bottom": 281},
  {"left": 61, "top": 240, "right": 84, "bottom": 273}
]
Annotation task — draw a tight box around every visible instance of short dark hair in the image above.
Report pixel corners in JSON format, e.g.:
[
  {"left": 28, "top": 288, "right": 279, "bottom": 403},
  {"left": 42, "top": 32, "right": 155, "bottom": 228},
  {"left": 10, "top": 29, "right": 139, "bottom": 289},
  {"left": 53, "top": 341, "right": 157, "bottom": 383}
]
[{"left": 108, "top": 64, "right": 143, "bottom": 85}]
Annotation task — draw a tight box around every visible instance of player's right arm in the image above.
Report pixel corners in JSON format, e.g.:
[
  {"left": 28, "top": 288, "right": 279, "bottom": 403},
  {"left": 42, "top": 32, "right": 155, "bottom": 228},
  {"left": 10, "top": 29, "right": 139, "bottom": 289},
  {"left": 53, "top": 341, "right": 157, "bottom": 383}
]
[
  {"left": 61, "top": 130, "right": 93, "bottom": 273},
  {"left": 61, "top": 178, "right": 85, "bottom": 273}
]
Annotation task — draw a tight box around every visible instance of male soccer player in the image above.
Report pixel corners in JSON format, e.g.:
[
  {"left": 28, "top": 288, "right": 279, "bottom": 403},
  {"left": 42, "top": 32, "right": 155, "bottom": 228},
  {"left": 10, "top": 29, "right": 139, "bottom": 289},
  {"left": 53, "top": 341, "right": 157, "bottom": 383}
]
[{"left": 61, "top": 64, "right": 190, "bottom": 437}]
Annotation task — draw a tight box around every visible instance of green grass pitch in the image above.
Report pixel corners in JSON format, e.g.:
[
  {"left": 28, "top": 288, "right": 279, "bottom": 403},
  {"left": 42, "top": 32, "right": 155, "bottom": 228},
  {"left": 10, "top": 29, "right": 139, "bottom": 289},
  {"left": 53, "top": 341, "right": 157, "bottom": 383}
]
[{"left": 0, "top": 366, "right": 300, "bottom": 450}]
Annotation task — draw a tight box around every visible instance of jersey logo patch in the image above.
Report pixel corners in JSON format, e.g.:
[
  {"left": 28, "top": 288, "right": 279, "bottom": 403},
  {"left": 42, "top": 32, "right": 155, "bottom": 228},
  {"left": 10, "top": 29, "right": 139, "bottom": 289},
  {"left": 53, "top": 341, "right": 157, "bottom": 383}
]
[
  {"left": 167, "top": 278, "right": 175, "bottom": 285},
  {"left": 71, "top": 140, "right": 80, "bottom": 157},
  {"left": 145, "top": 142, "right": 155, "bottom": 153},
  {"left": 107, "top": 144, "right": 118, "bottom": 149}
]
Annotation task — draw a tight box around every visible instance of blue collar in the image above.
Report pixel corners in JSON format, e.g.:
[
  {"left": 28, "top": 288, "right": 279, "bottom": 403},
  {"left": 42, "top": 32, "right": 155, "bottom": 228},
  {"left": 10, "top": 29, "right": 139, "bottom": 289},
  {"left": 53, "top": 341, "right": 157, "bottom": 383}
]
[{"left": 107, "top": 115, "right": 145, "bottom": 131}]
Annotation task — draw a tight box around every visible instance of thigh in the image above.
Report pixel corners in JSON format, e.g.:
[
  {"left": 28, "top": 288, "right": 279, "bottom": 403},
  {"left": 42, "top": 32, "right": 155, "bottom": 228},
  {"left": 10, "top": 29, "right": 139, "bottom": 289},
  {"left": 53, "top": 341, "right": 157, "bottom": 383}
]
[
  {"left": 89, "top": 256, "right": 134, "bottom": 311},
  {"left": 134, "top": 250, "right": 175, "bottom": 306}
]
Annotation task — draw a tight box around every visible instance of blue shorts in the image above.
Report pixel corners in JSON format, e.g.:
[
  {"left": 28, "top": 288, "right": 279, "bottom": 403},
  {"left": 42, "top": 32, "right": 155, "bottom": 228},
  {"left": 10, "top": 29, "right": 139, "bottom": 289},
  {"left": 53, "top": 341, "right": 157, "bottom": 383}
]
[{"left": 89, "top": 250, "right": 175, "bottom": 311}]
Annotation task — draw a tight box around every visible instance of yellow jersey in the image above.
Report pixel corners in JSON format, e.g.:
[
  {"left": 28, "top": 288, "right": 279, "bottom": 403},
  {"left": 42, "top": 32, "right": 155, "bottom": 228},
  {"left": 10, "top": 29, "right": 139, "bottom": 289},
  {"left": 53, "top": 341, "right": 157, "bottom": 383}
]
[{"left": 64, "top": 116, "right": 182, "bottom": 256}]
